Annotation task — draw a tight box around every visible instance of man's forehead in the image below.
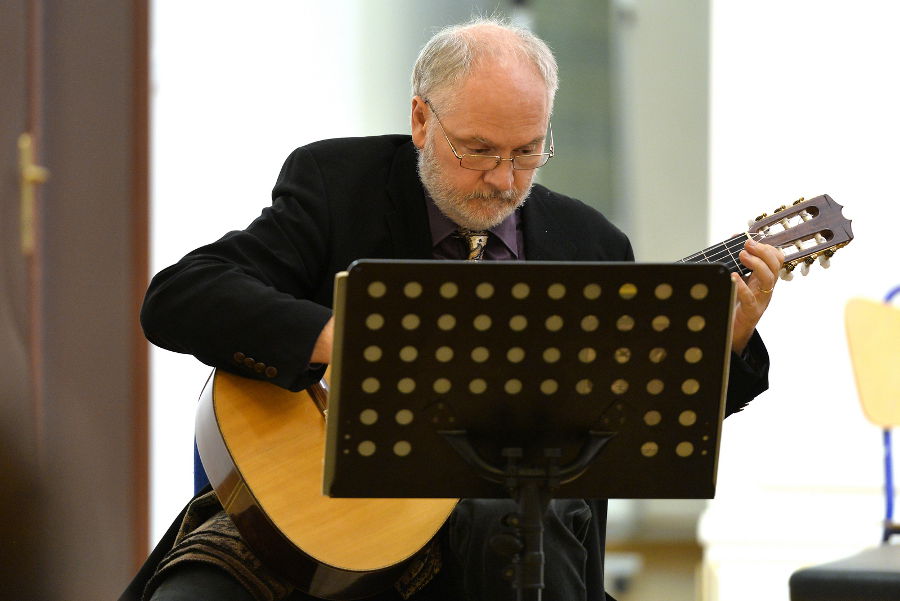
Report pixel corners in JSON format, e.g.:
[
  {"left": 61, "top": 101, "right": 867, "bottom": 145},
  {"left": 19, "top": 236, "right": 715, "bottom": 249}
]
[
  {"left": 443, "top": 108, "right": 549, "bottom": 150},
  {"left": 463, "top": 66, "right": 546, "bottom": 108},
  {"left": 446, "top": 101, "right": 549, "bottom": 141}
]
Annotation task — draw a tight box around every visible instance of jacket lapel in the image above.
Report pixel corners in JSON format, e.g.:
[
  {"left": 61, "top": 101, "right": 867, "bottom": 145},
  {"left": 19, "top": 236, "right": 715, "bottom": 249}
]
[
  {"left": 521, "top": 190, "right": 578, "bottom": 260},
  {"left": 385, "top": 141, "right": 433, "bottom": 259}
]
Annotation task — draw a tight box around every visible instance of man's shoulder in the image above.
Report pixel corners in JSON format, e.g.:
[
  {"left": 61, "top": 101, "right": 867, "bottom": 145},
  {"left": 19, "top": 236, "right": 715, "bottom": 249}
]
[
  {"left": 524, "top": 183, "right": 633, "bottom": 259},
  {"left": 297, "top": 134, "right": 413, "bottom": 160},
  {"left": 528, "top": 183, "right": 618, "bottom": 226},
  {"left": 274, "top": 134, "right": 416, "bottom": 189}
]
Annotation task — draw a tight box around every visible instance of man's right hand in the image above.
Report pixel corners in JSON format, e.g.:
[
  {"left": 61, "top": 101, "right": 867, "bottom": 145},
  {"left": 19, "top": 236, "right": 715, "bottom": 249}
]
[{"left": 310, "top": 316, "right": 334, "bottom": 365}]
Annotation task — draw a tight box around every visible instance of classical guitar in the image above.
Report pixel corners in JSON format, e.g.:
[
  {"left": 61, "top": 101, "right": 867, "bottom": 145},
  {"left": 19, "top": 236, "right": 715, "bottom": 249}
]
[{"left": 195, "top": 193, "right": 852, "bottom": 600}]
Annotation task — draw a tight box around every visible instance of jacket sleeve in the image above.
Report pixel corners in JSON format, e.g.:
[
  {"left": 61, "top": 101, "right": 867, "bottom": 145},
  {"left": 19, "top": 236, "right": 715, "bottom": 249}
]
[
  {"left": 140, "top": 147, "right": 335, "bottom": 392},
  {"left": 724, "top": 329, "right": 769, "bottom": 417}
]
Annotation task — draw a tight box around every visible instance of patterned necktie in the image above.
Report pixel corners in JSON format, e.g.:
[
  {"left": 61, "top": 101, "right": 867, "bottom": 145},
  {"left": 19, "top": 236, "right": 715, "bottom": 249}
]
[{"left": 458, "top": 229, "right": 489, "bottom": 261}]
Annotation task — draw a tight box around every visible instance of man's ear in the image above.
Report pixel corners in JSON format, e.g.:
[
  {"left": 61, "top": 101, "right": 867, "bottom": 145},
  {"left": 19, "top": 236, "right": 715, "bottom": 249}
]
[{"left": 410, "top": 96, "right": 428, "bottom": 149}]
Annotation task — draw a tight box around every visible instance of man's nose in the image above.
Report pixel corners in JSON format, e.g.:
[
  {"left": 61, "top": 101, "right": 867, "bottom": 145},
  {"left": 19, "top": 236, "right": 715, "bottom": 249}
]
[{"left": 482, "top": 159, "right": 515, "bottom": 191}]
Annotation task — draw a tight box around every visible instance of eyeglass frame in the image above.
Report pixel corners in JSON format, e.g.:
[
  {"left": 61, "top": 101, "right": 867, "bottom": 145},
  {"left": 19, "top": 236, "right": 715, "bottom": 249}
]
[{"left": 423, "top": 98, "right": 554, "bottom": 171}]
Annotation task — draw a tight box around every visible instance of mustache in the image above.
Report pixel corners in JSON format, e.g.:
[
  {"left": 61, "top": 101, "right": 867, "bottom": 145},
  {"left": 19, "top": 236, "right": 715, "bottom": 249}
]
[{"left": 465, "top": 188, "right": 522, "bottom": 202}]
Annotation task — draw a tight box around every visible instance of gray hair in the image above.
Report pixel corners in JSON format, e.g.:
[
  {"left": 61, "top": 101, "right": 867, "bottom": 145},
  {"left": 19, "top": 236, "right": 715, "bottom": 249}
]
[{"left": 411, "top": 17, "right": 559, "bottom": 114}]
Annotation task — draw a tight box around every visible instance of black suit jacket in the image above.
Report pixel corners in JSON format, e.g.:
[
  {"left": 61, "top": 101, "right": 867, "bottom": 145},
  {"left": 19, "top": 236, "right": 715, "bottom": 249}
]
[{"left": 142, "top": 135, "right": 766, "bottom": 412}]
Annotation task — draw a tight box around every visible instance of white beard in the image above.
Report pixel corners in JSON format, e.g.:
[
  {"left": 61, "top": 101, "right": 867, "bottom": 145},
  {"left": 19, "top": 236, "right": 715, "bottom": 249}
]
[{"left": 416, "top": 131, "right": 532, "bottom": 231}]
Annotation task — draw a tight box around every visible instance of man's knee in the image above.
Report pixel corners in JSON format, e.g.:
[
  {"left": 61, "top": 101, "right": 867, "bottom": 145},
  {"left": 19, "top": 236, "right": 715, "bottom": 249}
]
[{"left": 147, "top": 563, "right": 255, "bottom": 601}]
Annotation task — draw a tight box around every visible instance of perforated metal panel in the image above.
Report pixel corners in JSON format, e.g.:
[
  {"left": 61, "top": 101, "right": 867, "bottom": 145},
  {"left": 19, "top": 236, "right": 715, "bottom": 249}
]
[{"left": 325, "top": 260, "right": 734, "bottom": 499}]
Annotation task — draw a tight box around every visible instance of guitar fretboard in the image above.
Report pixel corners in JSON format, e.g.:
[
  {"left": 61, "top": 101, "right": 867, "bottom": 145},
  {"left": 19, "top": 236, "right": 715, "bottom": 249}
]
[{"left": 677, "top": 233, "right": 761, "bottom": 277}]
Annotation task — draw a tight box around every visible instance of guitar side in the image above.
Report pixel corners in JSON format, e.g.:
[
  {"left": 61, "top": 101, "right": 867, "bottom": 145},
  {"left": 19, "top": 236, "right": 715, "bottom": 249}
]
[{"left": 195, "top": 369, "right": 457, "bottom": 600}]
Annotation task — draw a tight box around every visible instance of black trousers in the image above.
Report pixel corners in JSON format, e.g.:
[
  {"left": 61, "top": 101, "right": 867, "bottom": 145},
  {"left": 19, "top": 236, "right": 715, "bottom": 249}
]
[{"left": 129, "top": 498, "right": 608, "bottom": 601}]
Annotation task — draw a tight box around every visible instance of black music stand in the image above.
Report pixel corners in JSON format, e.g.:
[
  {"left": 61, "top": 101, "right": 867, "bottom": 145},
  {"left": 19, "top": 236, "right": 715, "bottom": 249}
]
[{"left": 324, "top": 259, "right": 735, "bottom": 600}]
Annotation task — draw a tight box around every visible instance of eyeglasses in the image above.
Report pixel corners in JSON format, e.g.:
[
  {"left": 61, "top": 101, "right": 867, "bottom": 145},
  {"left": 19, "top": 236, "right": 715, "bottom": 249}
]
[{"left": 424, "top": 99, "right": 554, "bottom": 171}]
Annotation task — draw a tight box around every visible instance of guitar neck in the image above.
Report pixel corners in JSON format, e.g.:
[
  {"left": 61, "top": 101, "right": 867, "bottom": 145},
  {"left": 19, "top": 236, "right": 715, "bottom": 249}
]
[{"left": 677, "top": 234, "right": 753, "bottom": 277}]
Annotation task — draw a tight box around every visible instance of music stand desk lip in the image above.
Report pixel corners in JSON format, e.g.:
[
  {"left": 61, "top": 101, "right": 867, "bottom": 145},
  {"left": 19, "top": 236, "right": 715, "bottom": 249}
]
[
  {"left": 326, "top": 260, "right": 735, "bottom": 500},
  {"left": 345, "top": 258, "right": 697, "bottom": 269}
]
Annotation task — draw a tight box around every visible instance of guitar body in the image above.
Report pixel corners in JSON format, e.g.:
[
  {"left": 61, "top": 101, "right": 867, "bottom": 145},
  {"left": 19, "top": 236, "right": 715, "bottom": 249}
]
[{"left": 195, "top": 370, "right": 458, "bottom": 600}]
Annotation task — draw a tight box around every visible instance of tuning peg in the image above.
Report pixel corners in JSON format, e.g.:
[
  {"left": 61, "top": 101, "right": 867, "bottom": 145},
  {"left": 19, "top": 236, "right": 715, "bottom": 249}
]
[
  {"left": 779, "top": 267, "right": 794, "bottom": 281},
  {"left": 818, "top": 255, "right": 831, "bottom": 268},
  {"left": 801, "top": 256, "right": 817, "bottom": 276}
]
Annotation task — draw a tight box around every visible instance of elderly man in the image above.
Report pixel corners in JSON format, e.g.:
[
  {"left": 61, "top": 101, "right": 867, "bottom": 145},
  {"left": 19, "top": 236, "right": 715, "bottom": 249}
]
[{"left": 126, "top": 17, "right": 781, "bottom": 601}]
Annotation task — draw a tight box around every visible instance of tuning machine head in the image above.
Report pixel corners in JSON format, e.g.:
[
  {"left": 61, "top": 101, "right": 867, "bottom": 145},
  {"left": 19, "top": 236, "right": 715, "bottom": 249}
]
[{"left": 779, "top": 266, "right": 795, "bottom": 281}]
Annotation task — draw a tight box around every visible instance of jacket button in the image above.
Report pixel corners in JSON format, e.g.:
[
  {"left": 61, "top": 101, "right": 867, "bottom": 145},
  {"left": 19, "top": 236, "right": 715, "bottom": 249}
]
[
  {"left": 254, "top": 362, "right": 266, "bottom": 373},
  {"left": 265, "top": 366, "right": 278, "bottom": 378},
  {"left": 243, "top": 357, "right": 255, "bottom": 369},
  {"left": 233, "top": 352, "right": 245, "bottom": 364}
]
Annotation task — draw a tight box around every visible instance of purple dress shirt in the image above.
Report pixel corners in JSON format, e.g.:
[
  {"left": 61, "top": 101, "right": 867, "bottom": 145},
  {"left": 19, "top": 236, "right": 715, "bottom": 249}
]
[{"left": 425, "top": 197, "right": 524, "bottom": 261}]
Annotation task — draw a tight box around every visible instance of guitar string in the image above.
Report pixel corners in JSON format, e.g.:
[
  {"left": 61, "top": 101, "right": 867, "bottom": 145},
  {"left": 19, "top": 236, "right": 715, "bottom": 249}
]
[
  {"left": 679, "top": 231, "right": 765, "bottom": 263},
  {"left": 678, "top": 231, "right": 766, "bottom": 269}
]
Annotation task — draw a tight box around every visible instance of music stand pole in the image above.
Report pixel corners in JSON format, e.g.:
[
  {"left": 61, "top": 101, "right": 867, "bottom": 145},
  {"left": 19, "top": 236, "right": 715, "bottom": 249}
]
[{"left": 441, "top": 430, "right": 615, "bottom": 599}]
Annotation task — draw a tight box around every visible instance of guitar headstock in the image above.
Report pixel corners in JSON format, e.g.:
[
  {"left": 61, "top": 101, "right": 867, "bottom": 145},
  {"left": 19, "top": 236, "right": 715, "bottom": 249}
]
[{"left": 748, "top": 194, "right": 853, "bottom": 279}]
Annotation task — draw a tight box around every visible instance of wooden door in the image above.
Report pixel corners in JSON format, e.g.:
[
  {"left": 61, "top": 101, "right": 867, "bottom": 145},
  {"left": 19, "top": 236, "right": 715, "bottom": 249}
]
[
  {"left": 0, "top": 2, "right": 43, "bottom": 599},
  {"left": 0, "top": 1, "right": 149, "bottom": 598}
]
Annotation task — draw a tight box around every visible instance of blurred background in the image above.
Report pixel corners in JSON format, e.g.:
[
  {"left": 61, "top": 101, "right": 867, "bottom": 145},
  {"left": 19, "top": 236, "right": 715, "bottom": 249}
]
[{"left": 2, "top": 0, "right": 897, "bottom": 599}]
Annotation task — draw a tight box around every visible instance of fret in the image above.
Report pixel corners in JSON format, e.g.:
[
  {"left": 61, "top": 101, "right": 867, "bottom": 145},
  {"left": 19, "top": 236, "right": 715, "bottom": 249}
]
[{"left": 678, "top": 235, "right": 752, "bottom": 277}]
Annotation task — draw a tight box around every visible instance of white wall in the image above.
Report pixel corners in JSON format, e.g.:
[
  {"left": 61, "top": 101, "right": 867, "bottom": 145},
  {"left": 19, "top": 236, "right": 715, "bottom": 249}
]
[
  {"left": 611, "top": 0, "right": 710, "bottom": 263},
  {"left": 700, "top": 1, "right": 900, "bottom": 599},
  {"left": 149, "top": 1, "right": 366, "bottom": 542}
]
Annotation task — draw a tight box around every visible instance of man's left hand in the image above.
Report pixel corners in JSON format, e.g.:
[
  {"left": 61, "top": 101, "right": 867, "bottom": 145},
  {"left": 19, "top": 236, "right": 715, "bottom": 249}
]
[{"left": 730, "top": 239, "right": 785, "bottom": 354}]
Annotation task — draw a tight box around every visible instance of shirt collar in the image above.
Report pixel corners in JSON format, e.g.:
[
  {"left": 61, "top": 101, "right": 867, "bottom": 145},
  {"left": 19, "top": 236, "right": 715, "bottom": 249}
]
[{"left": 425, "top": 196, "right": 520, "bottom": 259}]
